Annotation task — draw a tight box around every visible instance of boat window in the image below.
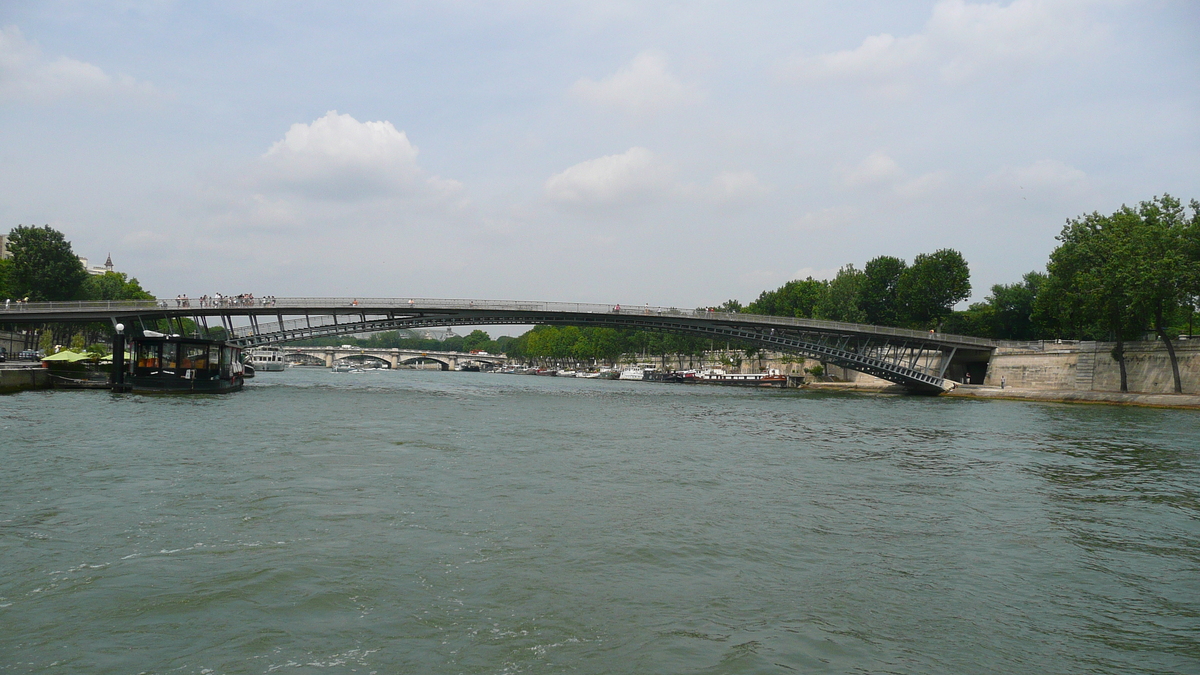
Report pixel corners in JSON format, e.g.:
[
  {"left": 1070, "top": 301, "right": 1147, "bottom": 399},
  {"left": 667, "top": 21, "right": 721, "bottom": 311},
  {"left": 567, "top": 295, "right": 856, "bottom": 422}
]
[
  {"left": 136, "top": 342, "right": 159, "bottom": 368},
  {"left": 161, "top": 342, "right": 178, "bottom": 369},
  {"left": 182, "top": 344, "right": 208, "bottom": 369},
  {"left": 210, "top": 345, "right": 221, "bottom": 369}
]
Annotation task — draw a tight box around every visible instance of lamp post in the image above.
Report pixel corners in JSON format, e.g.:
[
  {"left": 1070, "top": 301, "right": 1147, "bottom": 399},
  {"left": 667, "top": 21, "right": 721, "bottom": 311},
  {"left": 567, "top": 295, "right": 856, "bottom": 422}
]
[{"left": 112, "top": 323, "right": 127, "bottom": 391}]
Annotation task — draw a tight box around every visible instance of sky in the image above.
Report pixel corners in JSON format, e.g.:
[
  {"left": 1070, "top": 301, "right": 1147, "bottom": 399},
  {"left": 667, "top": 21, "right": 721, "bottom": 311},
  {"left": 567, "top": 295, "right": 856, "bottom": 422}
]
[{"left": 1, "top": 0, "right": 1197, "bottom": 312}]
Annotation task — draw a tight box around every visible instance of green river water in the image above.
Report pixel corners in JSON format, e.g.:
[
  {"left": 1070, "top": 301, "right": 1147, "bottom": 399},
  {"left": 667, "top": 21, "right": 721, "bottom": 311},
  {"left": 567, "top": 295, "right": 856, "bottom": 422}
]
[{"left": 2, "top": 368, "right": 1198, "bottom": 674}]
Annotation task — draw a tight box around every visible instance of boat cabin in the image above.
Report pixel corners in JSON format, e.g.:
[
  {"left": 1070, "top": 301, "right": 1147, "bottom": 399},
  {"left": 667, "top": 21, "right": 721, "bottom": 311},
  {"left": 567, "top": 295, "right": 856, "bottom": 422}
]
[{"left": 123, "top": 335, "right": 245, "bottom": 393}]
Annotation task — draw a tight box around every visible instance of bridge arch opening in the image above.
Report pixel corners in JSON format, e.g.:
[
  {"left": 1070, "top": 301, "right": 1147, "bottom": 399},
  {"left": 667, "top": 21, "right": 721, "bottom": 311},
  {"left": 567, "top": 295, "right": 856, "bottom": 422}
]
[
  {"left": 397, "top": 356, "right": 450, "bottom": 371},
  {"left": 341, "top": 354, "right": 392, "bottom": 369}
]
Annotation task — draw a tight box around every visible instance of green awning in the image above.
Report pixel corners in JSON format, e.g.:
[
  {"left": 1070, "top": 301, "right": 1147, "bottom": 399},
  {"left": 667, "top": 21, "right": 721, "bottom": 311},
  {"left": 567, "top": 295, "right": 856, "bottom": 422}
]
[{"left": 42, "top": 350, "right": 96, "bottom": 363}]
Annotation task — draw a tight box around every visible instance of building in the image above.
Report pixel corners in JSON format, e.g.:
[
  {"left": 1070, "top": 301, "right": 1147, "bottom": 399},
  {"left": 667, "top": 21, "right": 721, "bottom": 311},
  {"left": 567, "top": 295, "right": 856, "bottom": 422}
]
[
  {"left": 77, "top": 254, "right": 115, "bottom": 275},
  {"left": 0, "top": 233, "right": 9, "bottom": 260}
]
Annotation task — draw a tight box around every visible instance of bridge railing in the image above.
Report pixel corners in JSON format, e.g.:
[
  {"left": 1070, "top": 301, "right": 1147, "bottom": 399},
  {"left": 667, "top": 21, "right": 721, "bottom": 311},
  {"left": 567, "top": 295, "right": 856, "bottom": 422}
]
[{"left": 0, "top": 299, "right": 161, "bottom": 312}]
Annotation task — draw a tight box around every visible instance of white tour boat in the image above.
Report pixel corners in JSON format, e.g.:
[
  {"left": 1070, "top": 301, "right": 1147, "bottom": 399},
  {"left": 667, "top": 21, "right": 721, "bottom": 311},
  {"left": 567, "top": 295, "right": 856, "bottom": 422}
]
[{"left": 246, "top": 346, "right": 287, "bottom": 372}]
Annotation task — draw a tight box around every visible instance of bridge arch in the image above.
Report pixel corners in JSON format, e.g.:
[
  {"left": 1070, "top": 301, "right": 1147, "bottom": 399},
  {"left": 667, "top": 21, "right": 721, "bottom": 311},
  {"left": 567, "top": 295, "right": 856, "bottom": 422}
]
[
  {"left": 284, "top": 351, "right": 325, "bottom": 366},
  {"left": 340, "top": 353, "right": 392, "bottom": 368},
  {"left": 397, "top": 355, "right": 451, "bottom": 370}
]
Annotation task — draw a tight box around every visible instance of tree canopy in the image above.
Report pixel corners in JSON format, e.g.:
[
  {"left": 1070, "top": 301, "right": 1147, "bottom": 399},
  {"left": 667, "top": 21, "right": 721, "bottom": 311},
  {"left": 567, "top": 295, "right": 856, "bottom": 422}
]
[{"left": 5, "top": 225, "right": 89, "bottom": 301}]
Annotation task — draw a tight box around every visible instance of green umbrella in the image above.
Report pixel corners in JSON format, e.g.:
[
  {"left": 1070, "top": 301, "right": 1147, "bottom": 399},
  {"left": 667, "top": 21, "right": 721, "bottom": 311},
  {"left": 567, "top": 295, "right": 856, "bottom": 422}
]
[{"left": 41, "top": 350, "right": 92, "bottom": 363}]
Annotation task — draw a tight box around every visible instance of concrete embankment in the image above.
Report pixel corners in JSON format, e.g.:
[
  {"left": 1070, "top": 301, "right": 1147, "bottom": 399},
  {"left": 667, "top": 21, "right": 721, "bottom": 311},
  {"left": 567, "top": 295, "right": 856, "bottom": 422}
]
[
  {"left": 0, "top": 365, "right": 51, "bottom": 394},
  {"left": 944, "top": 386, "right": 1200, "bottom": 409},
  {"left": 983, "top": 340, "right": 1200, "bottom": 394},
  {"left": 782, "top": 339, "right": 1200, "bottom": 408}
]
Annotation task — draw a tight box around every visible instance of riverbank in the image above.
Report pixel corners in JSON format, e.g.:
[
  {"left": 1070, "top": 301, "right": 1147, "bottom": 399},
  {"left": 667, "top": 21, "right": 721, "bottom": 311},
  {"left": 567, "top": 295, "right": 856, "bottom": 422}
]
[
  {"left": 943, "top": 384, "right": 1200, "bottom": 409},
  {"left": 800, "top": 380, "right": 1200, "bottom": 409},
  {"left": 0, "top": 365, "right": 50, "bottom": 394}
]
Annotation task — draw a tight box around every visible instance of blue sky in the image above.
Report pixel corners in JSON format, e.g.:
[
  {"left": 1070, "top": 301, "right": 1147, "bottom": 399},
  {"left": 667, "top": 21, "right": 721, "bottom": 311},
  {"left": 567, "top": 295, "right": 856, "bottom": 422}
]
[{"left": 1, "top": 1, "right": 1197, "bottom": 309}]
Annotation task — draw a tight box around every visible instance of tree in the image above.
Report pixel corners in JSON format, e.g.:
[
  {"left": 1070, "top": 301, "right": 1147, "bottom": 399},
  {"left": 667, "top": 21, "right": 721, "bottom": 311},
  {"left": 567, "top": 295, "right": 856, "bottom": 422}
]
[
  {"left": 462, "top": 329, "right": 493, "bottom": 352},
  {"left": 81, "top": 271, "right": 154, "bottom": 301},
  {"left": 896, "top": 249, "right": 971, "bottom": 329},
  {"left": 1039, "top": 210, "right": 1147, "bottom": 392},
  {"left": 6, "top": 225, "right": 89, "bottom": 301},
  {"left": 1113, "top": 194, "right": 1200, "bottom": 393},
  {"left": 718, "top": 299, "right": 743, "bottom": 313},
  {"left": 0, "top": 257, "right": 11, "bottom": 299},
  {"left": 986, "top": 271, "right": 1046, "bottom": 340},
  {"left": 860, "top": 256, "right": 907, "bottom": 326},
  {"left": 815, "top": 264, "right": 866, "bottom": 323},
  {"left": 746, "top": 278, "right": 827, "bottom": 318}
]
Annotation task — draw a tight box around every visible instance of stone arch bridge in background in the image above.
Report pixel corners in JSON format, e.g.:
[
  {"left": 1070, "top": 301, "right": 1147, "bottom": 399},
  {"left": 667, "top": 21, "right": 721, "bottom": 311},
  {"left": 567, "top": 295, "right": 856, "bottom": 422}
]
[{"left": 285, "top": 346, "right": 506, "bottom": 370}]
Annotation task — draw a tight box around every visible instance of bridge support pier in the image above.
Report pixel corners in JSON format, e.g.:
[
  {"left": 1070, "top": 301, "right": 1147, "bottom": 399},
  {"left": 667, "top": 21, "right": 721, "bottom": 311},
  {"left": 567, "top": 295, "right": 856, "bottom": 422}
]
[{"left": 324, "top": 350, "right": 334, "bottom": 368}]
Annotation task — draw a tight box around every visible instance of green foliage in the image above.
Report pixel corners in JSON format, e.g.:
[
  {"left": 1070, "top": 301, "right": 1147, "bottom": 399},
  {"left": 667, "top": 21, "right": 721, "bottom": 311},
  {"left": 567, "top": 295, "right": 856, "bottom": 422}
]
[
  {"left": 718, "top": 299, "right": 743, "bottom": 313},
  {"left": 743, "top": 249, "right": 969, "bottom": 329},
  {"left": 815, "top": 264, "right": 866, "bottom": 322},
  {"left": 504, "top": 325, "right": 712, "bottom": 362},
  {"left": 942, "top": 271, "right": 1045, "bottom": 340},
  {"left": 80, "top": 271, "right": 154, "bottom": 301},
  {"left": 0, "top": 258, "right": 11, "bottom": 298},
  {"left": 860, "top": 256, "right": 906, "bottom": 325},
  {"left": 896, "top": 249, "right": 971, "bottom": 329},
  {"left": 6, "top": 225, "right": 89, "bottom": 301},
  {"left": 746, "top": 277, "right": 826, "bottom": 318},
  {"left": 1036, "top": 208, "right": 1147, "bottom": 341}
]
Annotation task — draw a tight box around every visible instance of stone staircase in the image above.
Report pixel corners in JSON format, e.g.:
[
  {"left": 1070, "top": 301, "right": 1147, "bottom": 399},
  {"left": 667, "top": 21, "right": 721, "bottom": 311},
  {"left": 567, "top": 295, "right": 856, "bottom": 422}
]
[{"left": 1075, "top": 342, "right": 1097, "bottom": 390}]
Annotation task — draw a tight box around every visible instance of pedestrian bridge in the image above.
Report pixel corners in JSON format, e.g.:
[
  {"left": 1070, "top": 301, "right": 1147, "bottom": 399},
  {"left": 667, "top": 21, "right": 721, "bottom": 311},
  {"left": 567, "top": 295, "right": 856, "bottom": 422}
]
[{"left": 1, "top": 297, "right": 998, "bottom": 393}]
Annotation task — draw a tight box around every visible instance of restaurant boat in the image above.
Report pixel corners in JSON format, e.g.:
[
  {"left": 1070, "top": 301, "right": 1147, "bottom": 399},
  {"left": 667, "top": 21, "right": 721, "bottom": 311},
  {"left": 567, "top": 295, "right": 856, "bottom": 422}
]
[
  {"left": 246, "top": 346, "right": 287, "bottom": 372},
  {"left": 120, "top": 331, "right": 246, "bottom": 393}
]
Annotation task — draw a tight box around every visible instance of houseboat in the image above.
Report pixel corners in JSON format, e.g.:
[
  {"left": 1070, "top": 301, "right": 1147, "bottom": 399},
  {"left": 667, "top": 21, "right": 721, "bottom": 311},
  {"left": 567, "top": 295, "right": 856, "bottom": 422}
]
[
  {"left": 121, "top": 331, "right": 245, "bottom": 393},
  {"left": 696, "top": 368, "right": 787, "bottom": 387}
]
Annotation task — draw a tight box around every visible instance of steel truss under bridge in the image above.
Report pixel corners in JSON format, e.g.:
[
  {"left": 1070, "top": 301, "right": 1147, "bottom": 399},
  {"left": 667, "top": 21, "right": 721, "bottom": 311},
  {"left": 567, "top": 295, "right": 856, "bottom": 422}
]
[{"left": 3, "top": 297, "right": 997, "bottom": 394}]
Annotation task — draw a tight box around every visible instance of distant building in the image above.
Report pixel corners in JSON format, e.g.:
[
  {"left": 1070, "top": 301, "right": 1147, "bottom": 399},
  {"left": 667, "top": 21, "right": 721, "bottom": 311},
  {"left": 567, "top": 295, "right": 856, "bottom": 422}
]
[
  {"left": 77, "top": 253, "right": 115, "bottom": 276},
  {"left": 0, "top": 234, "right": 9, "bottom": 260}
]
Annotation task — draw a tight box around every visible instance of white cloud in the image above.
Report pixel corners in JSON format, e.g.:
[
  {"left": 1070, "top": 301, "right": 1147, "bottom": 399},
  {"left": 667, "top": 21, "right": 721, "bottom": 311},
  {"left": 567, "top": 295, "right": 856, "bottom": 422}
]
[
  {"left": 544, "top": 147, "right": 674, "bottom": 205},
  {"left": 894, "top": 170, "right": 950, "bottom": 198},
  {"left": 842, "top": 152, "right": 903, "bottom": 187},
  {"left": 794, "top": 206, "right": 857, "bottom": 232},
  {"left": 569, "top": 51, "right": 699, "bottom": 116},
  {"left": 0, "top": 25, "right": 152, "bottom": 102},
  {"left": 840, "top": 152, "right": 950, "bottom": 199},
  {"left": 792, "top": 33, "right": 930, "bottom": 82},
  {"left": 256, "top": 110, "right": 461, "bottom": 201},
  {"left": 707, "top": 171, "right": 770, "bottom": 203},
  {"left": 1001, "top": 159, "right": 1087, "bottom": 188},
  {"left": 789, "top": 0, "right": 1107, "bottom": 87},
  {"left": 793, "top": 266, "right": 840, "bottom": 281}
]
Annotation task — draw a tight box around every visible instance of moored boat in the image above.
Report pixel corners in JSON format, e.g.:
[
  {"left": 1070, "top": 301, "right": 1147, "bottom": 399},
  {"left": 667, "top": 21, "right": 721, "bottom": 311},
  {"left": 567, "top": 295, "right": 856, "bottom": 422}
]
[
  {"left": 246, "top": 346, "right": 286, "bottom": 372},
  {"left": 696, "top": 368, "right": 786, "bottom": 387},
  {"left": 121, "top": 332, "right": 245, "bottom": 393}
]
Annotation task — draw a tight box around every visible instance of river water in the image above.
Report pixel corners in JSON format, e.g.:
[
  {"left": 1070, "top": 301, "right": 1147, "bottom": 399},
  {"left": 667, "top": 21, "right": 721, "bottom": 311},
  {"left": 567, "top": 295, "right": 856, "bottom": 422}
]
[{"left": 2, "top": 369, "right": 1198, "bottom": 674}]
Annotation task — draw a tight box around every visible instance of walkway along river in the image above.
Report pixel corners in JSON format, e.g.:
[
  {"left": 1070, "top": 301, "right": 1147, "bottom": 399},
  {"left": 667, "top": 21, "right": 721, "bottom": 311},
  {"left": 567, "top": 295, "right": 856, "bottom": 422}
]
[{"left": 1, "top": 368, "right": 1197, "bottom": 673}]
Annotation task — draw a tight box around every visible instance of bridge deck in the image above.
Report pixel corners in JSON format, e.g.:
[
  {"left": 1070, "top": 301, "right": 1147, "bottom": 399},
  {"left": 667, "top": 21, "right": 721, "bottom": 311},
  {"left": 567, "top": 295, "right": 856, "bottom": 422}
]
[{"left": 0, "top": 297, "right": 996, "bottom": 350}]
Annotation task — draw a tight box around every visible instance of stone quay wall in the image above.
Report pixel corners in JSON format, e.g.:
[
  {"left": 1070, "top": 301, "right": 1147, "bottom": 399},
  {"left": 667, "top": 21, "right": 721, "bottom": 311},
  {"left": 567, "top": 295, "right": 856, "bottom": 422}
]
[
  {"left": 0, "top": 366, "right": 50, "bottom": 394},
  {"left": 984, "top": 340, "right": 1200, "bottom": 395}
]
